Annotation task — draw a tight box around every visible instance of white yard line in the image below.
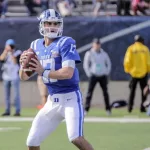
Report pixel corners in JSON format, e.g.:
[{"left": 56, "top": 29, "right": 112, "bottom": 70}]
[
  {"left": 0, "top": 117, "right": 150, "bottom": 123},
  {"left": 0, "top": 127, "right": 22, "bottom": 132}
]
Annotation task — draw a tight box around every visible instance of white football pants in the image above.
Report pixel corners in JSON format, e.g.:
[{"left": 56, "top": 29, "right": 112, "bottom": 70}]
[{"left": 26, "top": 90, "right": 84, "bottom": 146}]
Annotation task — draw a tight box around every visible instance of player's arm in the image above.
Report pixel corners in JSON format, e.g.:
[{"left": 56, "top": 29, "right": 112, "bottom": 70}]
[
  {"left": 43, "top": 60, "right": 75, "bottom": 80},
  {"left": 19, "top": 51, "right": 30, "bottom": 81},
  {"left": 29, "top": 59, "right": 75, "bottom": 80},
  {"left": 46, "top": 67, "right": 74, "bottom": 79}
]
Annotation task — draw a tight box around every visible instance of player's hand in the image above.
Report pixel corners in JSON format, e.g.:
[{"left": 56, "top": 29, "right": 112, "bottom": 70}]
[
  {"left": 19, "top": 51, "right": 27, "bottom": 67},
  {"left": 29, "top": 56, "right": 44, "bottom": 75}
]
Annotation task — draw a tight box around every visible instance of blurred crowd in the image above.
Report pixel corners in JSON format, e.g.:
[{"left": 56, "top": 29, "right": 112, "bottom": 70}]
[
  {"left": 0, "top": 0, "right": 150, "bottom": 18},
  {"left": 94, "top": 0, "right": 150, "bottom": 16}
]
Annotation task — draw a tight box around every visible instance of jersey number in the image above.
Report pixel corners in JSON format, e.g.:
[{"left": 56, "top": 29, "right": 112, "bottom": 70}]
[
  {"left": 70, "top": 44, "right": 76, "bottom": 53},
  {"left": 40, "top": 58, "right": 57, "bottom": 83}
]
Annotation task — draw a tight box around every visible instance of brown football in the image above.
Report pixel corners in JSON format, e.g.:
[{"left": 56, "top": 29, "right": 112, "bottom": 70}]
[{"left": 21, "top": 48, "right": 38, "bottom": 77}]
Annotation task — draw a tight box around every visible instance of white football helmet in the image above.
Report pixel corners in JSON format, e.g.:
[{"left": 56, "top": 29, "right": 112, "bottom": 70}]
[{"left": 38, "top": 9, "right": 63, "bottom": 39}]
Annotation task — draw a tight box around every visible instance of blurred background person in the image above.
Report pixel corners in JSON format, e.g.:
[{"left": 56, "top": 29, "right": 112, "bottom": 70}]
[
  {"left": 117, "top": 0, "right": 131, "bottom": 16},
  {"left": 131, "top": 0, "right": 150, "bottom": 16},
  {"left": 93, "top": 0, "right": 108, "bottom": 16},
  {"left": 124, "top": 35, "right": 150, "bottom": 113},
  {"left": 24, "top": 0, "right": 49, "bottom": 16},
  {"left": 40, "top": 0, "right": 49, "bottom": 11},
  {"left": 0, "top": 39, "right": 22, "bottom": 116},
  {"left": 0, "top": 0, "right": 8, "bottom": 18},
  {"left": 143, "top": 79, "right": 150, "bottom": 116},
  {"left": 57, "top": 0, "right": 73, "bottom": 17},
  {"left": 24, "top": 0, "right": 38, "bottom": 16},
  {"left": 83, "top": 38, "right": 111, "bottom": 115},
  {"left": 143, "top": 79, "right": 150, "bottom": 97},
  {"left": 36, "top": 75, "right": 48, "bottom": 109}
]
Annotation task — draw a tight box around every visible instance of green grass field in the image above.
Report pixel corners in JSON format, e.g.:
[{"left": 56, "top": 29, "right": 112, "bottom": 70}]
[
  {"left": 0, "top": 108, "right": 150, "bottom": 150},
  {"left": 0, "top": 107, "right": 149, "bottom": 117}
]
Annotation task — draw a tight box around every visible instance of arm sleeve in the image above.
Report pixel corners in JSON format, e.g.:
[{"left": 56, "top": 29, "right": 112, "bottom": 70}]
[
  {"left": 60, "top": 38, "right": 81, "bottom": 64},
  {"left": 105, "top": 53, "right": 111, "bottom": 75},
  {"left": 124, "top": 47, "right": 132, "bottom": 73},
  {"left": 83, "top": 51, "right": 91, "bottom": 77}
]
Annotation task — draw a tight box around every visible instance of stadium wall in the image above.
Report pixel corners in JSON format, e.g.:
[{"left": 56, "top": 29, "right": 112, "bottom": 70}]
[
  {"left": 0, "top": 16, "right": 150, "bottom": 81},
  {"left": 0, "top": 81, "right": 144, "bottom": 108}
]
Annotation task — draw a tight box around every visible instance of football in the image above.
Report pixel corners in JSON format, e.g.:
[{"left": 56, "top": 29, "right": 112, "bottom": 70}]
[{"left": 21, "top": 48, "right": 38, "bottom": 77}]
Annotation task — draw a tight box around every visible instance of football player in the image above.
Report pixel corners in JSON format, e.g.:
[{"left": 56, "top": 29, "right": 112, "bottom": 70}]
[{"left": 19, "top": 9, "right": 94, "bottom": 150}]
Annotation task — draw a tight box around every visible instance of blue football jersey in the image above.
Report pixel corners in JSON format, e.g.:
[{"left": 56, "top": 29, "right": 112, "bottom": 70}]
[{"left": 30, "top": 36, "right": 81, "bottom": 95}]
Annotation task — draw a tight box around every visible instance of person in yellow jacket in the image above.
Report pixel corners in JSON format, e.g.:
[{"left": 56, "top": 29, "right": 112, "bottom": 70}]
[{"left": 124, "top": 35, "right": 150, "bottom": 113}]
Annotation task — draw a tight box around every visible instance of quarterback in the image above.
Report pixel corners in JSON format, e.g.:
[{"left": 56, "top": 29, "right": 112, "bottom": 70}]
[{"left": 19, "top": 9, "right": 94, "bottom": 150}]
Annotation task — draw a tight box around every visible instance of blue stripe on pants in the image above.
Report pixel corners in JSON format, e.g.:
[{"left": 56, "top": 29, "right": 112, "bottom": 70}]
[{"left": 75, "top": 90, "right": 83, "bottom": 137}]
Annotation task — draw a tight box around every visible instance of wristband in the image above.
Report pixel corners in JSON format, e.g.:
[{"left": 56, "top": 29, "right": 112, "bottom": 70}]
[{"left": 42, "top": 70, "right": 50, "bottom": 79}]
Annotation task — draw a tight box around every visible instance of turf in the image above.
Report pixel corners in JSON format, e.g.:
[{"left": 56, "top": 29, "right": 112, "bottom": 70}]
[
  {"left": 0, "top": 122, "right": 150, "bottom": 150},
  {"left": 0, "top": 108, "right": 150, "bottom": 150}
]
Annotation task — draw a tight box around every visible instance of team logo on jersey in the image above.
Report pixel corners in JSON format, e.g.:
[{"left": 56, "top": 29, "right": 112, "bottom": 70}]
[{"left": 51, "top": 50, "right": 60, "bottom": 58}]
